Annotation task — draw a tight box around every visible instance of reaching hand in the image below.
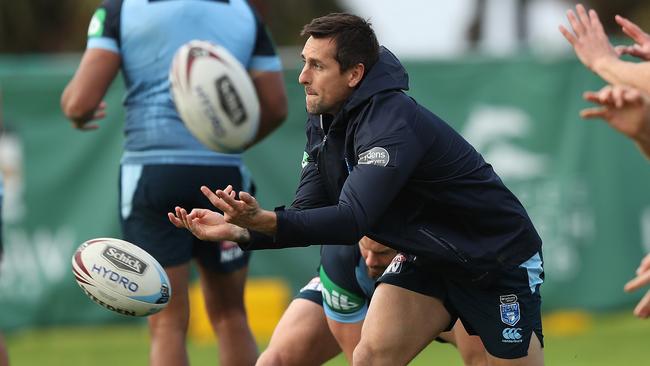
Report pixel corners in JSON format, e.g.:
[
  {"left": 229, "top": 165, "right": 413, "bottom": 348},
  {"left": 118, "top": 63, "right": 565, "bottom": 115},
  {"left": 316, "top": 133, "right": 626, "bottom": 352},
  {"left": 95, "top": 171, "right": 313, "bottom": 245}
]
[
  {"left": 167, "top": 206, "right": 249, "bottom": 242},
  {"left": 581, "top": 85, "right": 650, "bottom": 142},
  {"left": 624, "top": 254, "right": 650, "bottom": 318},
  {"left": 71, "top": 101, "right": 107, "bottom": 131},
  {"left": 200, "top": 185, "right": 277, "bottom": 236},
  {"left": 614, "top": 15, "right": 650, "bottom": 61},
  {"left": 559, "top": 4, "right": 618, "bottom": 72}
]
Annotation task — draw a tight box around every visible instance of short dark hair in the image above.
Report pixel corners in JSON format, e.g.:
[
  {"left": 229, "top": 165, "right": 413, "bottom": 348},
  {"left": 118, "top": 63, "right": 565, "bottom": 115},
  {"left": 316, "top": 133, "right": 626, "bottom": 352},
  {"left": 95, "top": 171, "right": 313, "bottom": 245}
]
[{"left": 301, "top": 13, "right": 379, "bottom": 73}]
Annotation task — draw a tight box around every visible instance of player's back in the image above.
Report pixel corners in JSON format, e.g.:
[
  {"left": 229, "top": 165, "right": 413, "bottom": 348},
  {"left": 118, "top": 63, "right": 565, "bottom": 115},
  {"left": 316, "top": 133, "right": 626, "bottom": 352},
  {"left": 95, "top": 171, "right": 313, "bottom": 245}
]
[{"left": 92, "top": 0, "right": 270, "bottom": 164}]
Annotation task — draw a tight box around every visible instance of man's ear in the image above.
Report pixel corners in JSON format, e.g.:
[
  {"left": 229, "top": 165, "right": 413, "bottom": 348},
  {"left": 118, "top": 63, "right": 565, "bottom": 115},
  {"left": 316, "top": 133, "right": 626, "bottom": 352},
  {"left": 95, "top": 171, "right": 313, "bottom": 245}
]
[{"left": 348, "top": 63, "right": 365, "bottom": 88}]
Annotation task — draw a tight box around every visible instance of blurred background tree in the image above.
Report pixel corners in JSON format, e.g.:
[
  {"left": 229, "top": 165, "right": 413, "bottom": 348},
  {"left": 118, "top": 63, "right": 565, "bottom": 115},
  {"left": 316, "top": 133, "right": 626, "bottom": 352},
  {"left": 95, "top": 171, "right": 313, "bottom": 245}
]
[
  {"left": 586, "top": 0, "right": 650, "bottom": 33},
  {"left": 0, "top": 0, "right": 342, "bottom": 53},
  {"left": 467, "top": 0, "right": 650, "bottom": 49},
  {"left": 0, "top": 0, "right": 97, "bottom": 52},
  {"left": 2, "top": 0, "right": 650, "bottom": 53}
]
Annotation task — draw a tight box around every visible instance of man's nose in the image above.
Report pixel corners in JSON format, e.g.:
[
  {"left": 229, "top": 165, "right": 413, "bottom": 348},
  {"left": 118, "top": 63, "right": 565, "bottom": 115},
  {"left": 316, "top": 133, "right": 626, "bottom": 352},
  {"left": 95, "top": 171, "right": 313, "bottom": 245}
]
[{"left": 298, "top": 66, "right": 309, "bottom": 85}]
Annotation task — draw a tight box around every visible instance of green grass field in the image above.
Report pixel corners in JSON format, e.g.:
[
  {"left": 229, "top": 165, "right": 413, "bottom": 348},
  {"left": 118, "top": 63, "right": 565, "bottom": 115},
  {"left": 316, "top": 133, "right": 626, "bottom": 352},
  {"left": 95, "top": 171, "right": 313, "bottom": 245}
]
[{"left": 5, "top": 310, "right": 650, "bottom": 365}]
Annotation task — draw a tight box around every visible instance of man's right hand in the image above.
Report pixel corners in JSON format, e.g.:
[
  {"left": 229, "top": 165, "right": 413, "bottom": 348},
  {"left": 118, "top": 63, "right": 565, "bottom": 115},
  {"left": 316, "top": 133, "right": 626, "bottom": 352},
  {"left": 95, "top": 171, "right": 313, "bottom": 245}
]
[
  {"left": 70, "top": 101, "right": 107, "bottom": 131},
  {"left": 167, "top": 206, "right": 250, "bottom": 243}
]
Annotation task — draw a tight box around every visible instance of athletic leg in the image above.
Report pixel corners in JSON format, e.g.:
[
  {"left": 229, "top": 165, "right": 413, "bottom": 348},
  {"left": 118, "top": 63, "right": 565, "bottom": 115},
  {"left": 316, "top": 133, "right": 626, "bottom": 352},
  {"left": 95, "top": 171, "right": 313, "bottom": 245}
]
[
  {"left": 451, "top": 320, "right": 488, "bottom": 366},
  {"left": 352, "top": 283, "right": 451, "bottom": 366},
  {"left": 148, "top": 263, "right": 191, "bottom": 366},
  {"left": 198, "top": 264, "right": 257, "bottom": 366},
  {"left": 257, "top": 298, "right": 340, "bottom": 366},
  {"left": 326, "top": 318, "right": 362, "bottom": 363}
]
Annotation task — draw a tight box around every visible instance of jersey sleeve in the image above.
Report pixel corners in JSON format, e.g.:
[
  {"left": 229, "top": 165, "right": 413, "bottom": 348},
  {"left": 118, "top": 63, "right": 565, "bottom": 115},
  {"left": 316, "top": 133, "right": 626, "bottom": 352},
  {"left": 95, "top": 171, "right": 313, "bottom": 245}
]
[
  {"left": 86, "top": 0, "right": 123, "bottom": 53},
  {"left": 248, "top": 10, "right": 282, "bottom": 72}
]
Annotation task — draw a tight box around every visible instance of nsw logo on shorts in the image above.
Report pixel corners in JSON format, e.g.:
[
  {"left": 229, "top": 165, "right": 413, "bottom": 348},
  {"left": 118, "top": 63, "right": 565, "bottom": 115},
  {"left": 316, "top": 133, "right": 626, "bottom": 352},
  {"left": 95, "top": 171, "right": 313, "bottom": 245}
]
[
  {"left": 499, "top": 294, "right": 521, "bottom": 327},
  {"left": 499, "top": 294, "right": 521, "bottom": 326}
]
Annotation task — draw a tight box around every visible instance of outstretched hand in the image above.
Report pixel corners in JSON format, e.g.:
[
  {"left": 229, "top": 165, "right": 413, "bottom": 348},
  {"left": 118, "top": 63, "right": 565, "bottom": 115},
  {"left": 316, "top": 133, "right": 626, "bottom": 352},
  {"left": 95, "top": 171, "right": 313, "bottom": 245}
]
[
  {"left": 559, "top": 4, "right": 617, "bottom": 71},
  {"left": 614, "top": 15, "right": 650, "bottom": 61},
  {"left": 624, "top": 254, "right": 650, "bottom": 318},
  {"left": 581, "top": 85, "right": 650, "bottom": 141},
  {"left": 200, "top": 185, "right": 273, "bottom": 234},
  {"left": 167, "top": 206, "right": 249, "bottom": 243}
]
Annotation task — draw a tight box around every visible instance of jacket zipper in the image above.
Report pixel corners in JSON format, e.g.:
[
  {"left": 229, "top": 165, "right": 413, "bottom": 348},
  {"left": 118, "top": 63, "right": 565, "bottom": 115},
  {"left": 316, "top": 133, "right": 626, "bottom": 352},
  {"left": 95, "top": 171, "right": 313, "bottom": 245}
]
[{"left": 419, "top": 228, "right": 468, "bottom": 263}]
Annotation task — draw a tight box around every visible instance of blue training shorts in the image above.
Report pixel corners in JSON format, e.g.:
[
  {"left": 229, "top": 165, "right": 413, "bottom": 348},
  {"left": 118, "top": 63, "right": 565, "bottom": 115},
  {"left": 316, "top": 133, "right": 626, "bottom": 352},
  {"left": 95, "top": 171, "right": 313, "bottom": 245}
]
[
  {"left": 377, "top": 251, "right": 544, "bottom": 359},
  {"left": 119, "top": 164, "right": 252, "bottom": 272}
]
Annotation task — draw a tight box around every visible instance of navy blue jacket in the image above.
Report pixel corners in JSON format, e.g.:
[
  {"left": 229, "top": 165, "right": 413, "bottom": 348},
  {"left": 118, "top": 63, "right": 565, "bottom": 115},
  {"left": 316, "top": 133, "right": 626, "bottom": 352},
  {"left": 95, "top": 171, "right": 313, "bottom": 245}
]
[{"left": 246, "top": 48, "right": 542, "bottom": 279}]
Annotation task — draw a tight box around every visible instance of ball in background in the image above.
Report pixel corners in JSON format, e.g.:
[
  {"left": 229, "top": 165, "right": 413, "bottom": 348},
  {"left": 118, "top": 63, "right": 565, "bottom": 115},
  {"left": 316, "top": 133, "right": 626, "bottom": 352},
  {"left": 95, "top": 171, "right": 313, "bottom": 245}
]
[{"left": 169, "top": 40, "right": 260, "bottom": 153}]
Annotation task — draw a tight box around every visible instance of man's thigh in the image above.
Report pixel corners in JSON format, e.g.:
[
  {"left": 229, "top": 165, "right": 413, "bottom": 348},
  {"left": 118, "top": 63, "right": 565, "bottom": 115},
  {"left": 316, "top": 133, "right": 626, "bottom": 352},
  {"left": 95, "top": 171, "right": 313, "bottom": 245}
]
[
  {"left": 360, "top": 256, "right": 453, "bottom": 366},
  {"left": 260, "top": 297, "right": 340, "bottom": 366},
  {"left": 359, "top": 283, "right": 450, "bottom": 365}
]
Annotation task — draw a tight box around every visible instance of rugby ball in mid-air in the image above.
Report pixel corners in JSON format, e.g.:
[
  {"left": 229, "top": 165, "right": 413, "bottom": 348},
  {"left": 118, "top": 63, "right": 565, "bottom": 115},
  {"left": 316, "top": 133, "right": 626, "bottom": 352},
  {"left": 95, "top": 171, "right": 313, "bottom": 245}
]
[
  {"left": 169, "top": 40, "right": 260, "bottom": 153},
  {"left": 72, "top": 238, "right": 171, "bottom": 317}
]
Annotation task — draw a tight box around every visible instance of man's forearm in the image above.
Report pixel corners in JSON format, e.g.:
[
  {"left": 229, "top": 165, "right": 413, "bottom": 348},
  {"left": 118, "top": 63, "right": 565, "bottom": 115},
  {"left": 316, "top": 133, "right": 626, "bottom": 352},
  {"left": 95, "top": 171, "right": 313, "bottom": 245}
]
[{"left": 593, "top": 59, "right": 650, "bottom": 96}]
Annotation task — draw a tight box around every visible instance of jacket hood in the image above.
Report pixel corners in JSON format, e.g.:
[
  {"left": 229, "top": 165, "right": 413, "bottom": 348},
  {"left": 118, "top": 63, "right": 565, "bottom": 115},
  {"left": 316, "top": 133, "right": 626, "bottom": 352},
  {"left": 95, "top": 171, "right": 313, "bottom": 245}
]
[{"left": 343, "top": 46, "right": 409, "bottom": 112}]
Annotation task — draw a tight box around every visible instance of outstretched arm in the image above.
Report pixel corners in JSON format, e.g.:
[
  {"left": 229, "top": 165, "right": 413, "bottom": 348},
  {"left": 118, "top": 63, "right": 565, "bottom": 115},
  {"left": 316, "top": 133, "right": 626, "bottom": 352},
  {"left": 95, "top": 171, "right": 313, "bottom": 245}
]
[
  {"left": 202, "top": 185, "right": 278, "bottom": 237},
  {"left": 559, "top": 4, "right": 650, "bottom": 95}
]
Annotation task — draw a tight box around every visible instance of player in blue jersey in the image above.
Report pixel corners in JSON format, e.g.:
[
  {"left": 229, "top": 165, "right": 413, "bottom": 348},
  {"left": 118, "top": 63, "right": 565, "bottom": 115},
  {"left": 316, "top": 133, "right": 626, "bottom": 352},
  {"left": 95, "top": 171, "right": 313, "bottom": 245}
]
[
  {"left": 169, "top": 13, "right": 544, "bottom": 365},
  {"left": 60, "top": 1, "right": 287, "bottom": 365},
  {"left": 256, "top": 237, "right": 487, "bottom": 366}
]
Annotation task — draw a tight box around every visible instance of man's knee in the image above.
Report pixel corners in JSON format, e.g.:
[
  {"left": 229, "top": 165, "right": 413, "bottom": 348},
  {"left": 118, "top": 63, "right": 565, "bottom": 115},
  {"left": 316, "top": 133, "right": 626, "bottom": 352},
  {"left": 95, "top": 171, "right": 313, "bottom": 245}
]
[
  {"left": 256, "top": 348, "right": 302, "bottom": 366},
  {"left": 352, "top": 341, "right": 381, "bottom": 366},
  {"left": 462, "top": 352, "right": 488, "bottom": 366},
  {"left": 148, "top": 309, "right": 190, "bottom": 335},
  {"left": 256, "top": 349, "right": 282, "bottom": 366}
]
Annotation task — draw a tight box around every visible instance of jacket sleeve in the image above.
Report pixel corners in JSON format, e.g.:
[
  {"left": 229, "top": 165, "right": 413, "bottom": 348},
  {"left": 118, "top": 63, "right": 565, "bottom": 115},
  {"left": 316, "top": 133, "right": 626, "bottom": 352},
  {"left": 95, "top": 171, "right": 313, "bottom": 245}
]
[
  {"left": 273, "top": 97, "right": 431, "bottom": 247},
  {"left": 241, "top": 116, "right": 332, "bottom": 250}
]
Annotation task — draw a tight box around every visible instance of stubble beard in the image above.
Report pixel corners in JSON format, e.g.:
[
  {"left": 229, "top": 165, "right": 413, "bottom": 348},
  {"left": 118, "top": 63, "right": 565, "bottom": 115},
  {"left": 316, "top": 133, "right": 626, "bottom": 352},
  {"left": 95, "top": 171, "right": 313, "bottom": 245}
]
[{"left": 306, "top": 96, "right": 326, "bottom": 115}]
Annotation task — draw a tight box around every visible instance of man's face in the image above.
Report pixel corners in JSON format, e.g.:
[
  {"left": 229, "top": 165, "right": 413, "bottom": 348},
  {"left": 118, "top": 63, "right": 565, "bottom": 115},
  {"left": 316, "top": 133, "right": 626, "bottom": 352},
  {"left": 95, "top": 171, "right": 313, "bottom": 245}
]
[
  {"left": 298, "top": 36, "right": 358, "bottom": 115},
  {"left": 358, "top": 237, "right": 398, "bottom": 279}
]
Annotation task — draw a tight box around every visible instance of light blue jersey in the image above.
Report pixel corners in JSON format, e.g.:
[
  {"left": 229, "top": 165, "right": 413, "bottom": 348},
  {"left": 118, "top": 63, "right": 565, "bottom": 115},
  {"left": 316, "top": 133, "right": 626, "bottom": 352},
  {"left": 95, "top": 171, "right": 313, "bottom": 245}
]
[{"left": 86, "top": 0, "right": 282, "bottom": 165}]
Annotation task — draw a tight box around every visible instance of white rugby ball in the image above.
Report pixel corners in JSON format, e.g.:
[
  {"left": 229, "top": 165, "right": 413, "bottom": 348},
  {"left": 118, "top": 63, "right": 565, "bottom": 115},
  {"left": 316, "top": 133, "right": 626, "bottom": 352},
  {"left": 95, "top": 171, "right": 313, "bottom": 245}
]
[
  {"left": 71, "top": 237, "right": 171, "bottom": 317},
  {"left": 169, "top": 40, "right": 260, "bottom": 153}
]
